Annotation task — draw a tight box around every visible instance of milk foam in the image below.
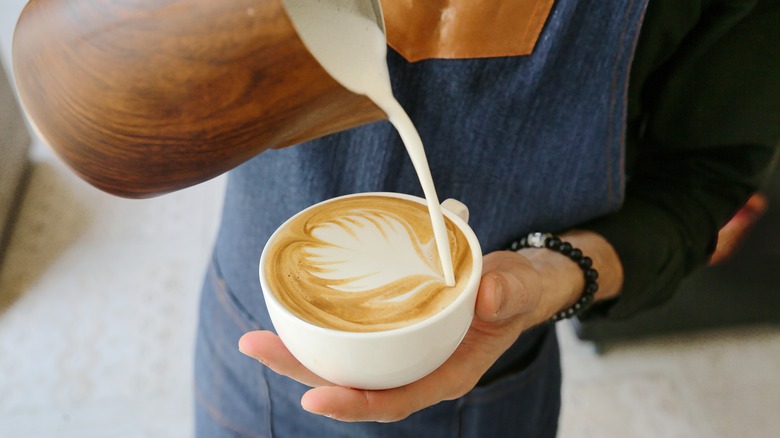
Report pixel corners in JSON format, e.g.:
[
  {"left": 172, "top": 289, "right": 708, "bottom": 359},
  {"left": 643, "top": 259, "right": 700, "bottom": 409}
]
[
  {"left": 306, "top": 209, "right": 440, "bottom": 292},
  {"left": 282, "top": 0, "right": 455, "bottom": 286}
]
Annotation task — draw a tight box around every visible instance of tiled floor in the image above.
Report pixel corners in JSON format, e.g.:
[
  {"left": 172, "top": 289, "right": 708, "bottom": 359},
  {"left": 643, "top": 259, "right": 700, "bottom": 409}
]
[
  {"left": 0, "top": 146, "right": 224, "bottom": 438},
  {"left": 558, "top": 323, "right": 780, "bottom": 437},
  {"left": 2, "top": 143, "right": 779, "bottom": 438}
]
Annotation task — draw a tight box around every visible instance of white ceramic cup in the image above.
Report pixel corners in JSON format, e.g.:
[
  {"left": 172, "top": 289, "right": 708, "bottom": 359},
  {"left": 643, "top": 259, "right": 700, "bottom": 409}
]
[{"left": 259, "top": 192, "right": 483, "bottom": 390}]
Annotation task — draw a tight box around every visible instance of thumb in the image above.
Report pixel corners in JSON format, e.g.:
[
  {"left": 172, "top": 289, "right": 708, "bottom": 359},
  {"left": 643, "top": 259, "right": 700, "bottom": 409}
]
[{"left": 475, "top": 269, "right": 538, "bottom": 323}]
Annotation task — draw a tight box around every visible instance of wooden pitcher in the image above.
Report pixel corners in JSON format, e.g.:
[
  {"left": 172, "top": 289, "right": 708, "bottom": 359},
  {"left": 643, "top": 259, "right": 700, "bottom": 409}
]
[{"left": 12, "top": 0, "right": 386, "bottom": 198}]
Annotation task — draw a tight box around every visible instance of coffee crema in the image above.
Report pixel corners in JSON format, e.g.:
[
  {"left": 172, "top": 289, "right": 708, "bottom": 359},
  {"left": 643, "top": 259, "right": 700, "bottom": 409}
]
[{"left": 263, "top": 196, "right": 473, "bottom": 332}]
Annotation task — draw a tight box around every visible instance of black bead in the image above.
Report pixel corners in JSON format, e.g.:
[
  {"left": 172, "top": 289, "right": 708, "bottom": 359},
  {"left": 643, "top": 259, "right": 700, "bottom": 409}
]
[{"left": 507, "top": 233, "right": 600, "bottom": 322}]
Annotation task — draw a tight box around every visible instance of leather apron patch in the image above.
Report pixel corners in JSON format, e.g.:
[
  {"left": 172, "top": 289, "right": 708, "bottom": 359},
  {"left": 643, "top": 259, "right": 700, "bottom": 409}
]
[{"left": 380, "top": 0, "right": 555, "bottom": 62}]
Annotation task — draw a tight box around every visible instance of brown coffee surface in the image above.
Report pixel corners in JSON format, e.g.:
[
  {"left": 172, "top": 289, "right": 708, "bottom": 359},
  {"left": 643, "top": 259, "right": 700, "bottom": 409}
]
[{"left": 263, "top": 196, "right": 474, "bottom": 332}]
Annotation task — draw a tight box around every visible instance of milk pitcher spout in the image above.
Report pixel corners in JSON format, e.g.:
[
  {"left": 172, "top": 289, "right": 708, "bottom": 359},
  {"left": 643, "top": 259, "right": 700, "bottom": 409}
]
[{"left": 12, "top": 0, "right": 387, "bottom": 198}]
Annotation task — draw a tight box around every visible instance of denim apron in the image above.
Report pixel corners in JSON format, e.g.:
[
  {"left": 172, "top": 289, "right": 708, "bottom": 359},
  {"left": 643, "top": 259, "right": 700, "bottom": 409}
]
[{"left": 195, "top": 0, "right": 646, "bottom": 436}]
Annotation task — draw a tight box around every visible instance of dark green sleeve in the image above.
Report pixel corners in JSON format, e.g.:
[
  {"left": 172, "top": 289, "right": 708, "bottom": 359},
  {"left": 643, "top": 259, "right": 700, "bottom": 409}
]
[{"left": 580, "top": 0, "right": 780, "bottom": 319}]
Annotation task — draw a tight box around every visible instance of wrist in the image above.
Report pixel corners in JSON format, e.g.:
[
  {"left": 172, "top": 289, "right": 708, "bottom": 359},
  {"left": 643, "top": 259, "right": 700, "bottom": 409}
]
[
  {"left": 512, "top": 230, "right": 623, "bottom": 321},
  {"left": 558, "top": 230, "right": 623, "bottom": 301},
  {"left": 518, "top": 247, "right": 584, "bottom": 322}
]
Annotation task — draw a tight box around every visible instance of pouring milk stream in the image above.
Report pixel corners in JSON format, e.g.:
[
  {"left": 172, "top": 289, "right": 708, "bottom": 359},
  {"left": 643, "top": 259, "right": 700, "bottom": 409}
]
[{"left": 282, "top": 0, "right": 456, "bottom": 286}]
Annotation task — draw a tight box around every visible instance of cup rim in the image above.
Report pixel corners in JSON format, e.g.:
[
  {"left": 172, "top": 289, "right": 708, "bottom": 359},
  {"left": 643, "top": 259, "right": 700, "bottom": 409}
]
[{"left": 259, "top": 191, "right": 483, "bottom": 338}]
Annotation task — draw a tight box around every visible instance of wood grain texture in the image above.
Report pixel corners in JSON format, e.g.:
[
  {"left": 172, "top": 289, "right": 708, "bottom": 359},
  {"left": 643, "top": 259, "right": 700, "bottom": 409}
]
[{"left": 13, "top": 0, "right": 385, "bottom": 198}]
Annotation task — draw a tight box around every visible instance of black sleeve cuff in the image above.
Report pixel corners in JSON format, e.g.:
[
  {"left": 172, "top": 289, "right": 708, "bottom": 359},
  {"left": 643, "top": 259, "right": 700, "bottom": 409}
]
[{"left": 578, "top": 196, "right": 712, "bottom": 320}]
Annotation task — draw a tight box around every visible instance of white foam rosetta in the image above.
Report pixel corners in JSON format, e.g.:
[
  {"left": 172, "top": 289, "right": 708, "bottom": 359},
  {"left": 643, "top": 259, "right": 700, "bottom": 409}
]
[{"left": 304, "top": 210, "right": 442, "bottom": 294}]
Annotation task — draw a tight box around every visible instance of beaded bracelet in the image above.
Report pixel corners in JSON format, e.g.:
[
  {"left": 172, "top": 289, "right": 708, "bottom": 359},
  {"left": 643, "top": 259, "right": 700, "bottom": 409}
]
[{"left": 508, "top": 232, "right": 599, "bottom": 321}]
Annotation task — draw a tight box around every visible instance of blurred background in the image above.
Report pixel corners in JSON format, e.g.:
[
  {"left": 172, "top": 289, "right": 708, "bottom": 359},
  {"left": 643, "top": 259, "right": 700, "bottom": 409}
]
[{"left": 2, "top": 1, "right": 779, "bottom": 436}]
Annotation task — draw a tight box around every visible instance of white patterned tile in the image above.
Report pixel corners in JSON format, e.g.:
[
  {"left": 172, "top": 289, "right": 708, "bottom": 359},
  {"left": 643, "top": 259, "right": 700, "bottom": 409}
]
[
  {"left": 0, "top": 397, "right": 192, "bottom": 438},
  {"left": 693, "top": 383, "right": 780, "bottom": 438},
  {"left": 560, "top": 374, "right": 713, "bottom": 438},
  {"left": 674, "top": 326, "right": 780, "bottom": 390},
  {"left": 0, "top": 148, "right": 222, "bottom": 435},
  {"left": 558, "top": 323, "right": 780, "bottom": 438}
]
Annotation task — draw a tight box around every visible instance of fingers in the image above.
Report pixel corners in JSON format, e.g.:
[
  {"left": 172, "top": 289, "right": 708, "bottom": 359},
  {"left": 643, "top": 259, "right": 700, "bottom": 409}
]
[
  {"left": 475, "top": 252, "right": 539, "bottom": 323},
  {"left": 238, "top": 331, "right": 332, "bottom": 387},
  {"left": 238, "top": 326, "right": 497, "bottom": 423},
  {"left": 298, "top": 312, "right": 520, "bottom": 423},
  {"left": 237, "top": 329, "right": 484, "bottom": 422},
  {"left": 302, "top": 386, "right": 425, "bottom": 423},
  {"left": 302, "top": 387, "right": 392, "bottom": 422},
  {"left": 300, "top": 356, "right": 476, "bottom": 422}
]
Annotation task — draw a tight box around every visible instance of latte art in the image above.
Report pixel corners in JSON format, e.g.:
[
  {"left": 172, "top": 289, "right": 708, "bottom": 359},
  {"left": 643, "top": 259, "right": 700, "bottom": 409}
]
[
  {"left": 306, "top": 210, "right": 440, "bottom": 291},
  {"left": 264, "top": 196, "right": 473, "bottom": 332}
]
